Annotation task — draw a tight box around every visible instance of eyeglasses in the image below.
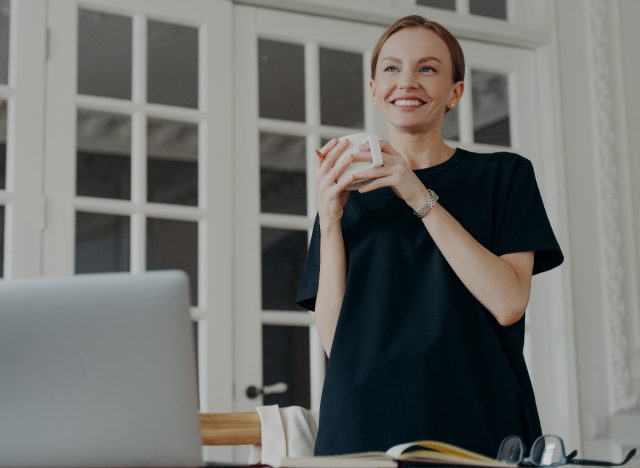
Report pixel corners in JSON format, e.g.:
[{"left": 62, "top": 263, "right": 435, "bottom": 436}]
[{"left": 497, "top": 434, "right": 637, "bottom": 467}]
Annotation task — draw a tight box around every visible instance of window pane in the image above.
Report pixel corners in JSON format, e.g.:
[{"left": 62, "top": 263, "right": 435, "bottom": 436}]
[
  {"left": 0, "top": 205, "right": 4, "bottom": 277},
  {"left": 147, "top": 20, "right": 198, "bottom": 108},
  {"left": 147, "top": 218, "right": 198, "bottom": 305},
  {"left": 261, "top": 228, "right": 308, "bottom": 311},
  {"left": 469, "top": 0, "right": 507, "bottom": 20},
  {"left": 78, "top": 9, "right": 132, "bottom": 99},
  {"left": 148, "top": 119, "right": 198, "bottom": 206},
  {"left": 0, "top": 0, "right": 9, "bottom": 84},
  {"left": 319, "top": 47, "right": 364, "bottom": 129},
  {"left": 76, "top": 109, "right": 131, "bottom": 199},
  {"left": 472, "top": 70, "right": 510, "bottom": 146},
  {"left": 258, "top": 39, "right": 305, "bottom": 122},
  {"left": 75, "top": 211, "right": 130, "bottom": 273},
  {"left": 416, "top": 0, "right": 456, "bottom": 11},
  {"left": 262, "top": 325, "right": 310, "bottom": 409},
  {"left": 0, "top": 99, "right": 6, "bottom": 190},
  {"left": 260, "top": 133, "right": 306, "bottom": 215},
  {"left": 442, "top": 106, "right": 459, "bottom": 141}
]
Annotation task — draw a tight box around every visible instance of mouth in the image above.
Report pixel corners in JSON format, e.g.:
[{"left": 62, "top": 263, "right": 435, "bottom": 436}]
[{"left": 390, "top": 98, "right": 427, "bottom": 108}]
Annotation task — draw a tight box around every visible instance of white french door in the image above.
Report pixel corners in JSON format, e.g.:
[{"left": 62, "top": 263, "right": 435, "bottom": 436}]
[
  {"left": 233, "top": 6, "right": 385, "bottom": 425},
  {"left": 0, "top": 0, "right": 46, "bottom": 280},
  {"left": 42, "top": 0, "right": 234, "bottom": 460},
  {"left": 233, "top": 3, "right": 570, "bottom": 455}
]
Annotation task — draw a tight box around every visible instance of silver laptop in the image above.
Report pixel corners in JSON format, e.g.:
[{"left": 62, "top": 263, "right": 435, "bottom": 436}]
[{"left": 0, "top": 271, "right": 203, "bottom": 467}]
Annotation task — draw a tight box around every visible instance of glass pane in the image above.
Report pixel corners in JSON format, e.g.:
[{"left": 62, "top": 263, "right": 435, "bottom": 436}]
[
  {"left": 78, "top": 9, "right": 132, "bottom": 99},
  {"left": 469, "top": 0, "right": 507, "bottom": 20},
  {"left": 75, "top": 211, "right": 130, "bottom": 273},
  {"left": 0, "top": 205, "right": 4, "bottom": 277},
  {"left": 0, "top": 99, "right": 6, "bottom": 190},
  {"left": 262, "top": 325, "right": 310, "bottom": 408},
  {"left": 147, "top": 20, "right": 198, "bottom": 108},
  {"left": 258, "top": 39, "right": 305, "bottom": 122},
  {"left": 260, "top": 133, "right": 306, "bottom": 215},
  {"left": 0, "top": 0, "right": 9, "bottom": 84},
  {"left": 261, "top": 228, "right": 308, "bottom": 311},
  {"left": 416, "top": 0, "right": 456, "bottom": 11},
  {"left": 148, "top": 119, "right": 198, "bottom": 206},
  {"left": 442, "top": 106, "right": 459, "bottom": 141},
  {"left": 319, "top": 47, "right": 364, "bottom": 128},
  {"left": 472, "top": 70, "right": 510, "bottom": 146},
  {"left": 76, "top": 109, "right": 131, "bottom": 199},
  {"left": 147, "top": 218, "right": 198, "bottom": 305}
]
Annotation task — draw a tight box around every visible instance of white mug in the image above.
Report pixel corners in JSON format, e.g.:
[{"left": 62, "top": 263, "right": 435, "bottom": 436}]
[{"left": 335, "top": 132, "right": 384, "bottom": 191}]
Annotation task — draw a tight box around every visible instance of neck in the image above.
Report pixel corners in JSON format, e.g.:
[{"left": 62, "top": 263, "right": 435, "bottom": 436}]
[{"left": 387, "top": 125, "right": 456, "bottom": 170}]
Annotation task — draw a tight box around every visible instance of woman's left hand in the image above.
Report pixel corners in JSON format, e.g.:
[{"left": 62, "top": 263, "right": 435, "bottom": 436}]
[{"left": 351, "top": 139, "right": 430, "bottom": 212}]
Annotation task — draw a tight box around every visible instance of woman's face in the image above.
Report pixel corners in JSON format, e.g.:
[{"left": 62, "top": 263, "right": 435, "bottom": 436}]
[{"left": 370, "top": 27, "right": 463, "bottom": 133}]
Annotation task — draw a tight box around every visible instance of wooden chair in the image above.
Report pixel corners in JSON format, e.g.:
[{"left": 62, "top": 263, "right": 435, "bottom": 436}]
[{"left": 200, "top": 412, "right": 261, "bottom": 446}]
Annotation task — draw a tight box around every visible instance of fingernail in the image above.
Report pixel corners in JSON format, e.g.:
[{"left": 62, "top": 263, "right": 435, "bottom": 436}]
[{"left": 315, "top": 149, "right": 325, "bottom": 159}]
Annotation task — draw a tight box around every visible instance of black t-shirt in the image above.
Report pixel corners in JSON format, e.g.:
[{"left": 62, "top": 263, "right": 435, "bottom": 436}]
[{"left": 295, "top": 147, "right": 564, "bottom": 457}]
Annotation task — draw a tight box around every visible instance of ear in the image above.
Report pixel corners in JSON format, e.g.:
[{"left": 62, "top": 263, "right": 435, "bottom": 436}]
[
  {"left": 451, "top": 80, "right": 464, "bottom": 105},
  {"left": 369, "top": 78, "right": 376, "bottom": 101}
]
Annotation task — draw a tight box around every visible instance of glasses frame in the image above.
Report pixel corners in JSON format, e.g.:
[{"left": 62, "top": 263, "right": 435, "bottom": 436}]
[
  {"left": 497, "top": 434, "right": 637, "bottom": 467},
  {"left": 498, "top": 434, "right": 573, "bottom": 467}
]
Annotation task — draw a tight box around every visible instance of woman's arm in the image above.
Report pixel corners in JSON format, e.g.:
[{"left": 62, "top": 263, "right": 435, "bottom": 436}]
[
  {"left": 351, "top": 142, "right": 535, "bottom": 327},
  {"left": 314, "top": 218, "right": 348, "bottom": 356},
  {"left": 312, "top": 138, "right": 356, "bottom": 356},
  {"left": 415, "top": 200, "right": 534, "bottom": 326}
]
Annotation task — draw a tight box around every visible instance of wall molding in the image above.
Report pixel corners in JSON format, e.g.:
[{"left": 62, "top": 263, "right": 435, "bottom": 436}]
[{"left": 588, "top": 0, "right": 638, "bottom": 414}]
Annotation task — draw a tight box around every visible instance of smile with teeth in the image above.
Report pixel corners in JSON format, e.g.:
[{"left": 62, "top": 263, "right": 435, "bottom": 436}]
[{"left": 392, "top": 99, "right": 426, "bottom": 107}]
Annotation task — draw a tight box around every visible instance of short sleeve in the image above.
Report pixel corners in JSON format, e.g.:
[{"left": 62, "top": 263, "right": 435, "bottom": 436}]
[
  {"left": 493, "top": 156, "right": 564, "bottom": 275},
  {"left": 295, "top": 213, "right": 321, "bottom": 311}
]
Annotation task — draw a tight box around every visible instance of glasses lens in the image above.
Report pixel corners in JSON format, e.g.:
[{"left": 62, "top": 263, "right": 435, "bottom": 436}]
[
  {"left": 497, "top": 436, "right": 523, "bottom": 463},
  {"left": 531, "top": 435, "right": 564, "bottom": 466}
]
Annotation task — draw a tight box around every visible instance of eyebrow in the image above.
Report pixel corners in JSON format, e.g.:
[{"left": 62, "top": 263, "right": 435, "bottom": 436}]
[{"left": 380, "top": 56, "right": 442, "bottom": 64}]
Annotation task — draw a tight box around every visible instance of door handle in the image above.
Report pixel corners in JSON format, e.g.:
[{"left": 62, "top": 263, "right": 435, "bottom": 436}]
[{"left": 245, "top": 382, "right": 288, "bottom": 399}]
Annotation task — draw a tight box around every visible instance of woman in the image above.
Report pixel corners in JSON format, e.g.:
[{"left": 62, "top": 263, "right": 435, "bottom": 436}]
[{"left": 296, "top": 15, "right": 564, "bottom": 457}]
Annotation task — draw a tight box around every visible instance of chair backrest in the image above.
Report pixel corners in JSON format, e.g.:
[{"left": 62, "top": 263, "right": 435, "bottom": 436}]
[{"left": 200, "top": 412, "right": 261, "bottom": 446}]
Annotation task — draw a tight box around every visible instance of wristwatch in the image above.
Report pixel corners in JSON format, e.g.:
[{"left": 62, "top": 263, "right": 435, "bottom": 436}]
[{"left": 413, "top": 189, "right": 439, "bottom": 219}]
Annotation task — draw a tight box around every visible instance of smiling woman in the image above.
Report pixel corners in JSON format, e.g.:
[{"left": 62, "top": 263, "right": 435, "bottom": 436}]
[{"left": 296, "top": 15, "right": 564, "bottom": 459}]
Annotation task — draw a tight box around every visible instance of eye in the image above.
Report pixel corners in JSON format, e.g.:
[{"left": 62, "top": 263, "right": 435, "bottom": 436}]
[
  {"left": 420, "top": 65, "right": 435, "bottom": 73},
  {"left": 383, "top": 65, "right": 398, "bottom": 72}
]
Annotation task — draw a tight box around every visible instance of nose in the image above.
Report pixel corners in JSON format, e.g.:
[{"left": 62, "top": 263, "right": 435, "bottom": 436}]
[{"left": 397, "top": 70, "right": 418, "bottom": 91}]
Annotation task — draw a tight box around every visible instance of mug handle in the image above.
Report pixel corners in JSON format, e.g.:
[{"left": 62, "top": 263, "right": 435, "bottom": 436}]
[{"left": 367, "top": 136, "right": 383, "bottom": 167}]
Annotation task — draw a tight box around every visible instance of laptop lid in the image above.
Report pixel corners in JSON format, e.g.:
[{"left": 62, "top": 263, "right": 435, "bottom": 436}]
[{"left": 0, "top": 271, "right": 203, "bottom": 467}]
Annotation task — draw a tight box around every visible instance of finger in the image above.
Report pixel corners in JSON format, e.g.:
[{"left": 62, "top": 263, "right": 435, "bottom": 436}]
[
  {"left": 378, "top": 139, "right": 396, "bottom": 155},
  {"left": 318, "top": 138, "right": 349, "bottom": 176},
  {"left": 332, "top": 172, "right": 356, "bottom": 194},
  {"left": 357, "top": 175, "right": 392, "bottom": 194},
  {"left": 316, "top": 140, "right": 336, "bottom": 168},
  {"left": 319, "top": 138, "right": 339, "bottom": 155},
  {"left": 349, "top": 151, "right": 389, "bottom": 166},
  {"left": 348, "top": 151, "right": 373, "bottom": 163},
  {"left": 326, "top": 152, "right": 355, "bottom": 185},
  {"left": 315, "top": 138, "right": 338, "bottom": 169},
  {"left": 358, "top": 142, "right": 371, "bottom": 152},
  {"left": 351, "top": 165, "right": 391, "bottom": 181}
]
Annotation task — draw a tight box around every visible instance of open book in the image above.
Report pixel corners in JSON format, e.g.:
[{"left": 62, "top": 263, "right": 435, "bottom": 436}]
[{"left": 279, "top": 440, "right": 518, "bottom": 468}]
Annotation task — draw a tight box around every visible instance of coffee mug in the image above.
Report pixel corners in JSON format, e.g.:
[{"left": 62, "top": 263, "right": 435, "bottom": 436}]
[{"left": 335, "top": 132, "right": 384, "bottom": 191}]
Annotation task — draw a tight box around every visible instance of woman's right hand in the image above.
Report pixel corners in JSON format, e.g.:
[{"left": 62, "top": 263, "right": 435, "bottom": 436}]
[{"left": 315, "top": 138, "right": 356, "bottom": 223}]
